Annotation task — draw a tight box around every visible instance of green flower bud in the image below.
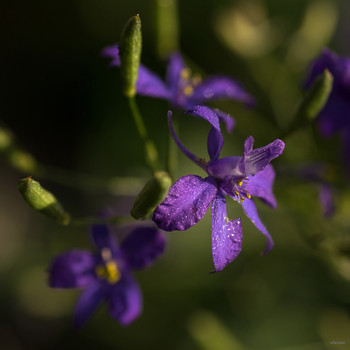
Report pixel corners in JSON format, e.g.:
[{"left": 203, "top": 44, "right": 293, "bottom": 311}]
[
  {"left": 120, "top": 14, "right": 142, "bottom": 97},
  {"left": 18, "top": 177, "right": 70, "bottom": 225},
  {"left": 131, "top": 171, "right": 172, "bottom": 220},
  {"left": 300, "top": 69, "right": 333, "bottom": 121},
  {"left": 287, "top": 69, "right": 333, "bottom": 136}
]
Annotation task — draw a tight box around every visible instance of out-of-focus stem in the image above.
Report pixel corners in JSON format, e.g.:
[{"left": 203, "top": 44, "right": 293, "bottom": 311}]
[
  {"left": 128, "top": 96, "right": 161, "bottom": 172},
  {"left": 0, "top": 124, "right": 145, "bottom": 195}
]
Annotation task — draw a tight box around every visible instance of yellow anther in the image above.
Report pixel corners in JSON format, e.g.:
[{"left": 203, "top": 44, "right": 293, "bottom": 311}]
[
  {"left": 238, "top": 181, "right": 243, "bottom": 186},
  {"left": 225, "top": 217, "right": 229, "bottom": 223},
  {"left": 180, "top": 68, "right": 191, "bottom": 79},
  {"left": 240, "top": 196, "right": 245, "bottom": 203},
  {"left": 246, "top": 193, "right": 251, "bottom": 199},
  {"left": 234, "top": 190, "right": 239, "bottom": 196},
  {"left": 183, "top": 85, "right": 194, "bottom": 96},
  {"left": 95, "top": 260, "right": 121, "bottom": 284},
  {"left": 105, "top": 261, "right": 121, "bottom": 284}
]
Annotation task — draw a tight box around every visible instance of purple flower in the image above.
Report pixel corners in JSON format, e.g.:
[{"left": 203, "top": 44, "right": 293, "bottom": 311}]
[
  {"left": 305, "top": 48, "right": 350, "bottom": 167},
  {"left": 49, "top": 224, "right": 166, "bottom": 328},
  {"left": 102, "top": 44, "right": 255, "bottom": 132},
  {"left": 152, "top": 108, "right": 285, "bottom": 272}
]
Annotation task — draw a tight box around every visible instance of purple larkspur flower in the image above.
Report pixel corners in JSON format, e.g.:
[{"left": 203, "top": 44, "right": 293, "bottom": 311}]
[
  {"left": 102, "top": 44, "right": 255, "bottom": 132},
  {"left": 305, "top": 48, "right": 350, "bottom": 168},
  {"left": 49, "top": 224, "right": 166, "bottom": 328},
  {"left": 152, "top": 107, "right": 285, "bottom": 271}
]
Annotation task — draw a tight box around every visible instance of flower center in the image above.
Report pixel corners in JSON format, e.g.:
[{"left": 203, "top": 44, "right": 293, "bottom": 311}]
[
  {"left": 232, "top": 177, "right": 251, "bottom": 203},
  {"left": 180, "top": 68, "right": 202, "bottom": 97},
  {"left": 95, "top": 247, "right": 121, "bottom": 284}
]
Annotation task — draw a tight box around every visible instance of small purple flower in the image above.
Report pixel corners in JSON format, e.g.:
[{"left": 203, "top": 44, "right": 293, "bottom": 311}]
[
  {"left": 49, "top": 224, "right": 166, "bottom": 328},
  {"left": 153, "top": 107, "right": 285, "bottom": 272},
  {"left": 305, "top": 48, "right": 350, "bottom": 168},
  {"left": 102, "top": 44, "right": 255, "bottom": 132}
]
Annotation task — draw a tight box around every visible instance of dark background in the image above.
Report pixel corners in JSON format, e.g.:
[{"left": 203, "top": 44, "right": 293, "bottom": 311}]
[{"left": 1, "top": 0, "right": 350, "bottom": 349}]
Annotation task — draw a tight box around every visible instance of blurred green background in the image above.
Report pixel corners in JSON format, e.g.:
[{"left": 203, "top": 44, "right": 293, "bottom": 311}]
[{"left": 1, "top": 0, "right": 350, "bottom": 349}]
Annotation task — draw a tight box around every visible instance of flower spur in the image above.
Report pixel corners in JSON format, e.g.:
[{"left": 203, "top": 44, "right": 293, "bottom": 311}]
[{"left": 153, "top": 107, "right": 285, "bottom": 271}]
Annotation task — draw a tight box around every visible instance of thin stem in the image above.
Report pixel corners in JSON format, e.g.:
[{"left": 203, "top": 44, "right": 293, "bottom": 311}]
[
  {"left": 0, "top": 124, "right": 145, "bottom": 195},
  {"left": 128, "top": 96, "right": 161, "bottom": 172},
  {"left": 70, "top": 215, "right": 133, "bottom": 227},
  {"left": 165, "top": 113, "right": 178, "bottom": 177}
]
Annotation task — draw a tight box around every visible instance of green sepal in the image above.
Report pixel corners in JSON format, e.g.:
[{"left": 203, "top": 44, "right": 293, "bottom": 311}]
[
  {"left": 18, "top": 177, "right": 70, "bottom": 225},
  {"left": 120, "top": 14, "right": 142, "bottom": 97},
  {"left": 131, "top": 171, "right": 172, "bottom": 220}
]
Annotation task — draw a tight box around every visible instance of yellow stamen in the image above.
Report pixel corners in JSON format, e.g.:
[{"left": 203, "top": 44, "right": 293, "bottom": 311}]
[
  {"left": 225, "top": 217, "right": 229, "bottom": 223},
  {"left": 105, "top": 261, "right": 121, "bottom": 284},
  {"left": 180, "top": 68, "right": 191, "bottom": 79},
  {"left": 234, "top": 190, "right": 239, "bottom": 196},
  {"left": 238, "top": 181, "right": 243, "bottom": 186},
  {"left": 246, "top": 193, "right": 251, "bottom": 199},
  {"left": 240, "top": 196, "right": 245, "bottom": 203},
  {"left": 183, "top": 85, "right": 194, "bottom": 96}
]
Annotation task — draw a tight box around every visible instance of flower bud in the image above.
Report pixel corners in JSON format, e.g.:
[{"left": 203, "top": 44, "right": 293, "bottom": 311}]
[
  {"left": 18, "top": 177, "right": 70, "bottom": 225},
  {"left": 120, "top": 14, "right": 142, "bottom": 97},
  {"left": 131, "top": 171, "right": 172, "bottom": 219},
  {"left": 301, "top": 69, "right": 333, "bottom": 121}
]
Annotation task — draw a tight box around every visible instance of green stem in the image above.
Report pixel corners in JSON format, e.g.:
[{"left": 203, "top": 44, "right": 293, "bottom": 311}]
[
  {"left": 128, "top": 96, "right": 161, "bottom": 172},
  {"left": 70, "top": 215, "right": 133, "bottom": 227},
  {"left": 165, "top": 113, "right": 178, "bottom": 177},
  {"left": 0, "top": 124, "right": 145, "bottom": 195}
]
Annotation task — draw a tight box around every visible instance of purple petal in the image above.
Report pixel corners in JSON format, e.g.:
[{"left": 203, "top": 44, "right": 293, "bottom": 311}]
[
  {"left": 241, "top": 198, "right": 274, "bottom": 254},
  {"left": 185, "top": 106, "right": 224, "bottom": 160},
  {"left": 153, "top": 175, "right": 218, "bottom": 231},
  {"left": 49, "top": 250, "right": 97, "bottom": 288},
  {"left": 319, "top": 184, "right": 335, "bottom": 218},
  {"left": 91, "top": 224, "right": 119, "bottom": 256},
  {"left": 73, "top": 280, "right": 105, "bottom": 329},
  {"left": 121, "top": 227, "right": 166, "bottom": 270},
  {"left": 187, "top": 76, "right": 256, "bottom": 107},
  {"left": 212, "top": 108, "right": 235, "bottom": 133},
  {"left": 101, "top": 44, "right": 121, "bottom": 67},
  {"left": 243, "top": 137, "right": 285, "bottom": 176},
  {"left": 166, "top": 52, "right": 186, "bottom": 95},
  {"left": 186, "top": 105, "right": 221, "bottom": 132},
  {"left": 211, "top": 191, "right": 243, "bottom": 272},
  {"left": 245, "top": 164, "right": 277, "bottom": 209},
  {"left": 317, "top": 94, "right": 350, "bottom": 137},
  {"left": 305, "top": 48, "right": 350, "bottom": 90},
  {"left": 107, "top": 275, "right": 142, "bottom": 326},
  {"left": 207, "top": 127, "right": 224, "bottom": 161},
  {"left": 136, "top": 65, "right": 171, "bottom": 99},
  {"left": 168, "top": 111, "right": 206, "bottom": 169},
  {"left": 207, "top": 156, "right": 245, "bottom": 183}
]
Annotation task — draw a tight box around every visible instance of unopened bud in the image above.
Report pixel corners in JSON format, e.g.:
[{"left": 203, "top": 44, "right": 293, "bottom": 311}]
[
  {"left": 18, "top": 177, "right": 70, "bottom": 225},
  {"left": 131, "top": 171, "right": 172, "bottom": 219},
  {"left": 120, "top": 14, "right": 142, "bottom": 97}
]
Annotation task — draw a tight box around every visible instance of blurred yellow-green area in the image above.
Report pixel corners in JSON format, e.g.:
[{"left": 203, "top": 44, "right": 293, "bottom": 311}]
[{"left": 1, "top": 0, "right": 350, "bottom": 349}]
